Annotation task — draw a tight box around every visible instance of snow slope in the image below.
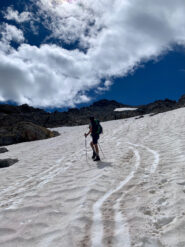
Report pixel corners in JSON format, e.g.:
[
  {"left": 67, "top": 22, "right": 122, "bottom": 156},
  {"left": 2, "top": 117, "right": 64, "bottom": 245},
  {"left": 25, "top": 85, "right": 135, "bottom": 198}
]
[{"left": 0, "top": 108, "right": 185, "bottom": 247}]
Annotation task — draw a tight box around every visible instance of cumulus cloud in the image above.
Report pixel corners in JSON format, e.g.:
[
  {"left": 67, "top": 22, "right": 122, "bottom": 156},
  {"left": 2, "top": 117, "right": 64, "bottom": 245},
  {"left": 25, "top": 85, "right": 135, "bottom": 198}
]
[
  {"left": 96, "top": 80, "right": 113, "bottom": 94},
  {"left": 0, "top": 23, "right": 25, "bottom": 53},
  {"left": 4, "top": 7, "right": 32, "bottom": 23},
  {"left": 37, "top": 0, "right": 101, "bottom": 48},
  {"left": 0, "top": 0, "right": 185, "bottom": 107},
  {"left": 0, "top": 23, "right": 25, "bottom": 43},
  {"left": 0, "top": 44, "right": 95, "bottom": 107}
]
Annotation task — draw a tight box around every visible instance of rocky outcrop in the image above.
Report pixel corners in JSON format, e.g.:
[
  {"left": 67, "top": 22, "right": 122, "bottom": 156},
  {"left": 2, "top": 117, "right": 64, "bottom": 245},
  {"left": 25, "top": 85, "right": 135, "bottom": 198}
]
[
  {"left": 0, "top": 159, "right": 18, "bottom": 168},
  {"left": 0, "top": 147, "right": 8, "bottom": 153},
  {"left": 0, "top": 122, "right": 59, "bottom": 146},
  {"left": 137, "top": 99, "right": 177, "bottom": 115},
  {"left": 0, "top": 101, "right": 127, "bottom": 128},
  {"left": 178, "top": 94, "right": 185, "bottom": 107}
]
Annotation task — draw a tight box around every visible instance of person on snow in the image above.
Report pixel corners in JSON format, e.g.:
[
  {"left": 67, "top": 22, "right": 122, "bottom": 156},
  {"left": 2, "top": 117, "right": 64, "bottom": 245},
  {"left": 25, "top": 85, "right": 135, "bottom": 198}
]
[{"left": 84, "top": 116, "right": 102, "bottom": 161}]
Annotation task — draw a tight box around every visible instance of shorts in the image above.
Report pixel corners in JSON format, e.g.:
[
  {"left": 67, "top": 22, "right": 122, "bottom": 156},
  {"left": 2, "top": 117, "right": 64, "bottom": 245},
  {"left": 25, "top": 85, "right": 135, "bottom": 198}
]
[{"left": 92, "top": 134, "right": 99, "bottom": 144}]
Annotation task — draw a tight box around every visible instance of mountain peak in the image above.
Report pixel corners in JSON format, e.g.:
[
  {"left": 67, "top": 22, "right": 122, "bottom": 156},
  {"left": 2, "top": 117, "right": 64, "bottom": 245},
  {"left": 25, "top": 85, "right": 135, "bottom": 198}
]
[{"left": 92, "top": 99, "right": 127, "bottom": 108}]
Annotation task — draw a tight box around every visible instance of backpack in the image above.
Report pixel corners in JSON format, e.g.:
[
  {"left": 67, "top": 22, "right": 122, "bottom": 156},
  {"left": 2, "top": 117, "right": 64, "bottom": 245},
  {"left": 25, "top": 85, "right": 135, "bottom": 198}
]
[{"left": 95, "top": 119, "right": 103, "bottom": 134}]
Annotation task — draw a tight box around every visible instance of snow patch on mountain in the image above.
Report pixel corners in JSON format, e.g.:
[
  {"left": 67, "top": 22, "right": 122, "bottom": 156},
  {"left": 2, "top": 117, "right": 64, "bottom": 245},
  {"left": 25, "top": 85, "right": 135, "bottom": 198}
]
[{"left": 114, "top": 107, "right": 138, "bottom": 112}]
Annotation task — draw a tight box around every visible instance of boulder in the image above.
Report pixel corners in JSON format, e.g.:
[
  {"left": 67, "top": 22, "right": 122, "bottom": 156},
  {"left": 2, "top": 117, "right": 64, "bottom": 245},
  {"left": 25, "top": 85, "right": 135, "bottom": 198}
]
[
  {"left": 0, "top": 147, "right": 8, "bottom": 153},
  {"left": 0, "top": 159, "right": 18, "bottom": 168},
  {"left": 52, "top": 131, "right": 60, "bottom": 137},
  {"left": 12, "top": 122, "right": 54, "bottom": 142},
  {"left": 0, "top": 122, "right": 58, "bottom": 146}
]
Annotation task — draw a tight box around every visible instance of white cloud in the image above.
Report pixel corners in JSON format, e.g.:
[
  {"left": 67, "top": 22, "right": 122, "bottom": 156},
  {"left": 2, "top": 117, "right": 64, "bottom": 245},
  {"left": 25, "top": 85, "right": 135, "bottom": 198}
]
[
  {"left": 0, "top": 0, "right": 185, "bottom": 107},
  {"left": 0, "top": 44, "right": 95, "bottom": 107},
  {"left": 96, "top": 80, "right": 113, "bottom": 94},
  {"left": 4, "top": 7, "right": 32, "bottom": 23},
  {"left": 1, "top": 23, "right": 25, "bottom": 43},
  {"left": 104, "top": 80, "right": 112, "bottom": 88}
]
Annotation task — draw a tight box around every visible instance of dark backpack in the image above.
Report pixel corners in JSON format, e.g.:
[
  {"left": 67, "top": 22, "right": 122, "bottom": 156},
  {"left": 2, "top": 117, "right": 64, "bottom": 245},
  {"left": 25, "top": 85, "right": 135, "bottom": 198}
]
[{"left": 95, "top": 119, "right": 103, "bottom": 134}]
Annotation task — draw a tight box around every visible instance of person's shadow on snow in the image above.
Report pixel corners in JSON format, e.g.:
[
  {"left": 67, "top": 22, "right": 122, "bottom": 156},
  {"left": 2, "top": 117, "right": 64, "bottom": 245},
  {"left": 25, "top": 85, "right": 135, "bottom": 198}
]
[{"left": 96, "top": 161, "right": 112, "bottom": 169}]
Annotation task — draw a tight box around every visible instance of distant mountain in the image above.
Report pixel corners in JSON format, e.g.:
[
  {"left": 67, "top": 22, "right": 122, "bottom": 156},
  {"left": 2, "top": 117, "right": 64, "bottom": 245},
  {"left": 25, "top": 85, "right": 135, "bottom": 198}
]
[
  {"left": 0, "top": 95, "right": 185, "bottom": 129},
  {"left": 1, "top": 94, "right": 185, "bottom": 146}
]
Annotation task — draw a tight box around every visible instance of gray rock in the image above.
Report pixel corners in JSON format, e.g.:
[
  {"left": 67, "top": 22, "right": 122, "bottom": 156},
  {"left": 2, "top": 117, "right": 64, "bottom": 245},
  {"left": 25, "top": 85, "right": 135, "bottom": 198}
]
[
  {"left": 0, "top": 147, "right": 8, "bottom": 153},
  {"left": 0, "top": 159, "right": 18, "bottom": 168},
  {"left": 0, "top": 122, "right": 56, "bottom": 146},
  {"left": 52, "top": 131, "right": 60, "bottom": 137},
  {"left": 0, "top": 135, "right": 16, "bottom": 146},
  {"left": 178, "top": 94, "right": 185, "bottom": 107}
]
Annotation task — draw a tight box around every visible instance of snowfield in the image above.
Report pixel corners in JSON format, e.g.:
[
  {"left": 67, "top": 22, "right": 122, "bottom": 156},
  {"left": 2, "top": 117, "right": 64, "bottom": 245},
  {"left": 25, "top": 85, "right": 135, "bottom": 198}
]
[
  {"left": 114, "top": 108, "right": 138, "bottom": 111},
  {"left": 0, "top": 108, "right": 185, "bottom": 247}
]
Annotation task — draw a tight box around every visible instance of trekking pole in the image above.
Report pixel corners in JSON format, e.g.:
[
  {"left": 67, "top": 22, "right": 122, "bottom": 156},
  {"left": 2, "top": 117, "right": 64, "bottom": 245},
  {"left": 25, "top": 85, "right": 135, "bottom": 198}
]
[
  {"left": 85, "top": 137, "right": 88, "bottom": 162},
  {"left": 98, "top": 143, "right": 105, "bottom": 159}
]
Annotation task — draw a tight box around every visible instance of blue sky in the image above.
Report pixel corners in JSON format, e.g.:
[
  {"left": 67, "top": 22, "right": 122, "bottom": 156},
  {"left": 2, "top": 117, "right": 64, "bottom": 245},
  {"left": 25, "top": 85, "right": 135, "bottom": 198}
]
[
  {"left": 93, "top": 47, "right": 185, "bottom": 106},
  {"left": 0, "top": 0, "right": 184, "bottom": 109}
]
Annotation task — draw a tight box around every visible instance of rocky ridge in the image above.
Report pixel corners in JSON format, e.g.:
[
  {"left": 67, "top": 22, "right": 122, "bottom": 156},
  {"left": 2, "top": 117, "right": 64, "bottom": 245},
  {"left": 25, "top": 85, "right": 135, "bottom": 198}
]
[{"left": 0, "top": 94, "right": 184, "bottom": 146}]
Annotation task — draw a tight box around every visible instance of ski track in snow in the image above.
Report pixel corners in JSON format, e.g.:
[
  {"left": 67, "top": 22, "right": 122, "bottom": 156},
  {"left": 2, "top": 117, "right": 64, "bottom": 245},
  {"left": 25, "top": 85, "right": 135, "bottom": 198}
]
[
  {"left": 113, "top": 196, "right": 130, "bottom": 247},
  {"left": 91, "top": 146, "right": 140, "bottom": 247},
  {"left": 111, "top": 142, "right": 160, "bottom": 247},
  {"left": 128, "top": 142, "right": 160, "bottom": 174},
  {"left": 90, "top": 141, "right": 160, "bottom": 247}
]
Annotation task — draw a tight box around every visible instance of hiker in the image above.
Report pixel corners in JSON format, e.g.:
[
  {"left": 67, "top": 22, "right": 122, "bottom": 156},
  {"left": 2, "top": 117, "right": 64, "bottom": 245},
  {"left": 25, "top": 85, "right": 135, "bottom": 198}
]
[{"left": 84, "top": 116, "right": 102, "bottom": 161}]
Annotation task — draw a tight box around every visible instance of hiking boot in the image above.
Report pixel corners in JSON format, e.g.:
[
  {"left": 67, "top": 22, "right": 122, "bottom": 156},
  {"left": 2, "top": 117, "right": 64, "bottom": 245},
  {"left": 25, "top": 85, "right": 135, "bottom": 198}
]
[
  {"left": 93, "top": 156, "right": 100, "bottom": 161},
  {"left": 92, "top": 151, "right": 96, "bottom": 159}
]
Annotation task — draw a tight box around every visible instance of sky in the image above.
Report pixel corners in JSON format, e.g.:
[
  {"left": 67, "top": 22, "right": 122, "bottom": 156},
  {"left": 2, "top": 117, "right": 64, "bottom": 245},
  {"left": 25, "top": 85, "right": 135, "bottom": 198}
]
[{"left": 0, "top": 0, "right": 185, "bottom": 109}]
